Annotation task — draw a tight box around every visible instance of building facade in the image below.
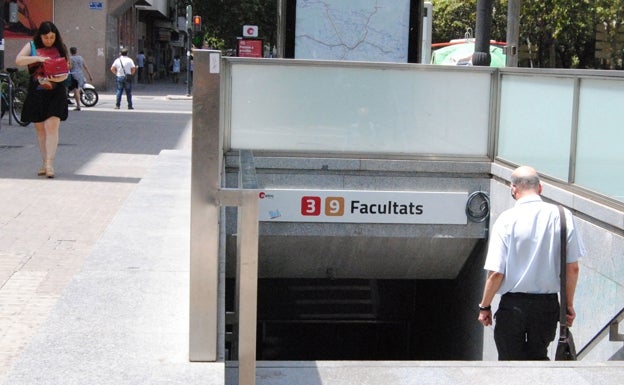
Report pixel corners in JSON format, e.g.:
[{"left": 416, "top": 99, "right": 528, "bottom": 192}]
[{"left": 3, "top": 0, "right": 190, "bottom": 90}]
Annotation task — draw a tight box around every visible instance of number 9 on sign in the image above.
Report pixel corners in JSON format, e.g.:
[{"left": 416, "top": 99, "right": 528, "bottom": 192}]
[{"left": 325, "top": 197, "right": 344, "bottom": 216}]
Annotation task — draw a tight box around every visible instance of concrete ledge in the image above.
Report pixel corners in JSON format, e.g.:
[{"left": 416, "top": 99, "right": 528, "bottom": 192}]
[{"left": 226, "top": 360, "right": 624, "bottom": 385}]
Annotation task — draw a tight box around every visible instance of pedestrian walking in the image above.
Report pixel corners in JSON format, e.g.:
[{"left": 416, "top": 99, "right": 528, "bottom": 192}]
[
  {"left": 110, "top": 48, "right": 136, "bottom": 110},
  {"left": 477, "top": 165, "right": 585, "bottom": 360},
  {"left": 15, "top": 21, "right": 69, "bottom": 178},
  {"left": 171, "top": 54, "right": 180, "bottom": 83},
  {"left": 136, "top": 51, "right": 145, "bottom": 83},
  {"left": 69, "top": 46, "right": 93, "bottom": 110},
  {"left": 147, "top": 53, "right": 155, "bottom": 83}
]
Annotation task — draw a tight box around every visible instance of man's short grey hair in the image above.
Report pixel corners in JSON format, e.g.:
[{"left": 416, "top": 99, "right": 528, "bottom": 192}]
[{"left": 511, "top": 173, "right": 540, "bottom": 190}]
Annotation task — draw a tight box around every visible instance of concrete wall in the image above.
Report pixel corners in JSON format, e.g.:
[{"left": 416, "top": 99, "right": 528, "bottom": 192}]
[
  {"left": 224, "top": 156, "right": 491, "bottom": 280},
  {"left": 3, "top": 0, "right": 136, "bottom": 91},
  {"left": 55, "top": 0, "right": 111, "bottom": 89}
]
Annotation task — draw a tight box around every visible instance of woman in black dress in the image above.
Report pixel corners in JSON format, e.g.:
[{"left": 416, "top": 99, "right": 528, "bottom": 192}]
[{"left": 15, "top": 21, "right": 69, "bottom": 178}]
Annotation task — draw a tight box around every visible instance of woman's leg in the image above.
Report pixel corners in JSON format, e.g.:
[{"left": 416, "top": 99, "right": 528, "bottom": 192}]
[
  {"left": 43, "top": 117, "right": 60, "bottom": 177},
  {"left": 74, "top": 88, "right": 81, "bottom": 109},
  {"left": 34, "top": 122, "right": 47, "bottom": 175}
]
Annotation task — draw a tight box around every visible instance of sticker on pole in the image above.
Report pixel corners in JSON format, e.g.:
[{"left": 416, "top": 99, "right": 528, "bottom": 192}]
[{"left": 209, "top": 53, "right": 220, "bottom": 73}]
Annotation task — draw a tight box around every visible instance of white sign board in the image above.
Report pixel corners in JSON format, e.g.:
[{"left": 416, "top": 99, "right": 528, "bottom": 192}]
[
  {"left": 243, "top": 25, "right": 258, "bottom": 37},
  {"left": 258, "top": 190, "right": 468, "bottom": 224}
]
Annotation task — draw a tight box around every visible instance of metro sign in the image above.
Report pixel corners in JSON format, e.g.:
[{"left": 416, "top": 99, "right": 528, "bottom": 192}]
[
  {"left": 243, "top": 25, "right": 258, "bottom": 38},
  {"left": 258, "top": 189, "right": 469, "bottom": 224}
]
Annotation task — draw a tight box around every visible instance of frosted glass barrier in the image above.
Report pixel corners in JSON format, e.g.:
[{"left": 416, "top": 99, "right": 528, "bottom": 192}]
[
  {"left": 576, "top": 79, "right": 624, "bottom": 201},
  {"left": 498, "top": 75, "right": 574, "bottom": 180},
  {"left": 229, "top": 62, "right": 492, "bottom": 156}
]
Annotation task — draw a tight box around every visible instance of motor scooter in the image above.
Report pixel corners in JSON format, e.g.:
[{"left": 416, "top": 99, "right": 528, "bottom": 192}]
[{"left": 68, "top": 82, "right": 99, "bottom": 107}]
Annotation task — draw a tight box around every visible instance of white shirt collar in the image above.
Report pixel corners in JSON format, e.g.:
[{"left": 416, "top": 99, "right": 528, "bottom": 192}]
[{"left": 514, "top": 194, "right": 542, "bottom": 206}]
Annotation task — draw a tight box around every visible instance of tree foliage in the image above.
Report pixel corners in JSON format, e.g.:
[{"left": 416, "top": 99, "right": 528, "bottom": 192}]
[
  {"left": 189, "top": 0, "right": 624, "bottom": 69},
  {"left": 190, "top": 0, "right": 277, "bottom": 53},
  {"left": 594, "top": 0, "right": 624, "bottom": 69},
  {"left": 431, "top": 0, "right": 624, "bottom": 69},
  {"left": 430, "top": 0, "right": 508, "bottom": 43},
  {"left": 519, "top": 0, "right": 595, "bottom": 68}
]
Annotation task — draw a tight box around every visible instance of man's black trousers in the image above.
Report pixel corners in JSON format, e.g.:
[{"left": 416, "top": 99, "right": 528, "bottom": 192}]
[{"left": 494, "top": 292, "right": 559, "bottom": 360}]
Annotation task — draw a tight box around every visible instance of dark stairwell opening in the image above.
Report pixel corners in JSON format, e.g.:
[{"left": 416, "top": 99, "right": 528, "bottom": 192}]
[{"left": 226, "top": 240, "right": 487, "bottom": 361}]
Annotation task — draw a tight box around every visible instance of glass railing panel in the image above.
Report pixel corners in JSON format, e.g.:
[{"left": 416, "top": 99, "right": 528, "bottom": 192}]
[
  {"left": 576, "top": 78, "right": 624, "bottom": 202},
  {"left": 229, "top": 61, "right": 492, "bottom": 156},
  {"left": 497, "top": 74, "right": 575, "bottom": 181}
]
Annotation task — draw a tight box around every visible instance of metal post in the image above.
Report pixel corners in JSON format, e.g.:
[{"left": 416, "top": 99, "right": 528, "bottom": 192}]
[
  {"left": 235, "top": 190, "right": 259, "bottom": 385},
  {"left": 0, "top": 0, "right": 5, "bottom": 70},
  {"left": 186, "top": 3, "right": 192, "bottom": 96},
  {"left": 189, "top": 50, "right": 222, "bottom": 361},
  {"left": 186, "top": 34, "right": 192, "bottom": 96},
  {"left": 276, "top": 0, "right": 286, "bottom": 58},
  {"left": 474, "top": 0, "right": 493, "bottom": 66},
  {"left": 506, "top": 0, "right": 521, "bottom": 67},
  {"left": 8, "top": 71, "right": 13, "bottom": 125}
]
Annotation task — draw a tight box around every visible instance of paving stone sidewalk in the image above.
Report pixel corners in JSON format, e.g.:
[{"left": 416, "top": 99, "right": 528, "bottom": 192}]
[
  {"left": 0, "top": 79, "right": 197, "bottom": 384},
  {"left": 2, "top": 77, "right": 623, "bottom": 385}
]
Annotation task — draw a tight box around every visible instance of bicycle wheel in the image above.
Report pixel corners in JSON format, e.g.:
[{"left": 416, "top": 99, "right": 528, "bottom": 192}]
[
  {"left": 1, "top": 94, "right": 8, "bottom": 118},
  {"left": 11, "top": 87, "right": 30, "bottom": 126},
  {"left": 1, "top": 80, "right": 8, "bottom": 119}
]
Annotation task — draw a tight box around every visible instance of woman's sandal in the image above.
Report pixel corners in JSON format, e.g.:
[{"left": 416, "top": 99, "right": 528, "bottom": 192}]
[{"left": 44, "top": 160, "right": 55, "bottom": 178}]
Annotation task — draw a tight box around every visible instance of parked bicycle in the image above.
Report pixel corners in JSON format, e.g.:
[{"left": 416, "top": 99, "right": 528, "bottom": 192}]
[{"left": 1, "top": 68, "right": 29, "bottom": 127}]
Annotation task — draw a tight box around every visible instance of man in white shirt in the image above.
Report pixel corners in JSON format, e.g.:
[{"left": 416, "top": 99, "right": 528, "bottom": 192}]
[
  {"left": 477, "top": 165, "right": 585, "bottom": 360},
  {"left": 110, "top": 48, "right": 136, "bottom": 110}
]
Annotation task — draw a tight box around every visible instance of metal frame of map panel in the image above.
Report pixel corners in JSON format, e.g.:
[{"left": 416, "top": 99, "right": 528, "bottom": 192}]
[{"left": 281, "top": 0, "right": 424, "bottom": 63}]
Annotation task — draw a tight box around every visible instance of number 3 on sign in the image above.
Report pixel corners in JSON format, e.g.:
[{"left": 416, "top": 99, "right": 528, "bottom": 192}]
[{"left": 301, "top": 196, "right": 321, "bottom": 216}]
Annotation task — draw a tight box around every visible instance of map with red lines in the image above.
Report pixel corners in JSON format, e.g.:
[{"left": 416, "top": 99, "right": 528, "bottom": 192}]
[{"left": 294, "top": 0, "right": 411, "bottom": 63}]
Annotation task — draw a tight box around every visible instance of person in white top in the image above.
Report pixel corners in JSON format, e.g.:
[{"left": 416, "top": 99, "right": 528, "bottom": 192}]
[
  {"left": 136, "top": 51, "right": 146, "bottom": 83},
  {"left": 478, "top": 165, "right": 585, "bottom": 360},
  {"left": 69, "top": 46, "right": 93, "bottom": 111},
  {"left": 109, "top": 48, "right": 136, "bottom": 109}
]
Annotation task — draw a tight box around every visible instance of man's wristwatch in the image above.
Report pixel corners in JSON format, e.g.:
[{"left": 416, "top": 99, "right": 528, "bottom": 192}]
[{"left": 479, "top": 304, "right": 491, "bottom": 311}]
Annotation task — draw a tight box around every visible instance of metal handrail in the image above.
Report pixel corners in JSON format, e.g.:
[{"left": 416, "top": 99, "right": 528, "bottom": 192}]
[{"left": 577, "top": 307, "right": 624, "bottom": 360}]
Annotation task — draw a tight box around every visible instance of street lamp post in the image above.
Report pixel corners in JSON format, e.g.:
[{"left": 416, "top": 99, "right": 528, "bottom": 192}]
[
  {"left": 506, "top": 0, "right": 521, "bottom": 67},
  {"left": 186, "top": 4, "right": 192, "bottom": 96},
  {"left": 474, "top": 0, "right": 493, "bottom": 66},
  {"left": 0, "top": 0, "right": 5, "bottom": 70}
]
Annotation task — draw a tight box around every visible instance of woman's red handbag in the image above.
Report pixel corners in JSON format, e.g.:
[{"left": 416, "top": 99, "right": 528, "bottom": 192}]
[{"left": 42, "top": 57, "right": 69, "bottom": 77}]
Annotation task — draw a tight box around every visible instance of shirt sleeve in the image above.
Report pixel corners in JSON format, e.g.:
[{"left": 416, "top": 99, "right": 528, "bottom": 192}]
[
  {"left": 564, "top": 209, "right": 586, "bottom": 263},
  {"left": 483, "top": 218, "right": 508, "bottom": 274}
]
